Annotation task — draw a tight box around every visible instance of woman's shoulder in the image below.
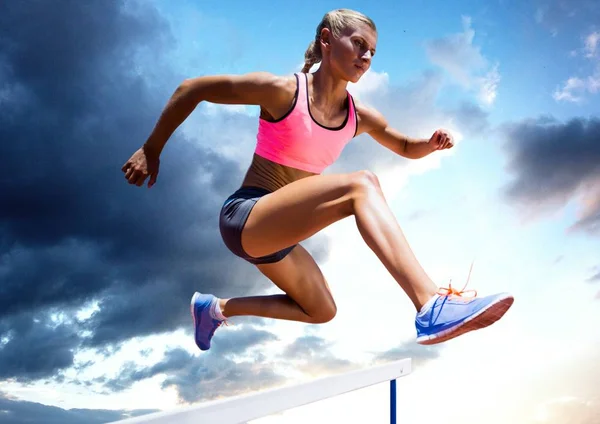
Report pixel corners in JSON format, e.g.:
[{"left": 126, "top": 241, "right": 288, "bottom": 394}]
[
  {"left": 351, "top": 97, "right": 387, "bottom": 135},
  {"left": 353, "top": 98, "right": 385, "bottom": 122},
  {"left": 241, "top": 72, "right": 300, "bottom": 119},
  {"left": 247, "top": 71, "right": 299, "bottom": 104},
  {"left": 270, "top": 72, "right": 300, "bottom": 93}
]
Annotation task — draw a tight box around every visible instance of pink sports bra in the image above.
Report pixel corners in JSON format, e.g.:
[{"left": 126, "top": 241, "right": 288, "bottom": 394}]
[{"left": 254, "top": 72, "right": 358, "bottom": 174}]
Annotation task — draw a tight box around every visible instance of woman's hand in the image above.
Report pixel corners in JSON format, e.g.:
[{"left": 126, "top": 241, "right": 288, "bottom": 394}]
[
  {"left": 121, "top": 145, "right": 160, "bottom": 188},
  {"left": 428, "top": 129, "right": 454, "bottom": 151}
]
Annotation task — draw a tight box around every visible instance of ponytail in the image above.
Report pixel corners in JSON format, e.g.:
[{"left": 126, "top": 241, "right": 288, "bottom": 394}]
[{"left": 302, "top": 39, "right": 322, "bottom": 73}]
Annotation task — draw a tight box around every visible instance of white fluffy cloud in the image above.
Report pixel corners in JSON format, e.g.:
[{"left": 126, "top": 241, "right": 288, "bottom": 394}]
[
  {"left": 584, "top": 31, "right": 600, "bottom": 58},
  {"left": 424, "top": 16, "right": 500, "bottom": 106},
  {"left": 554, "top": 30, "right": 600, "bottom": 102}
]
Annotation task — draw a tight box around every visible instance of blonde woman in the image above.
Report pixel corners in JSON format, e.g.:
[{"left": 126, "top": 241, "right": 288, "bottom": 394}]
[{"left": 122, "top": 9, "right": 514, "bottom": 351}]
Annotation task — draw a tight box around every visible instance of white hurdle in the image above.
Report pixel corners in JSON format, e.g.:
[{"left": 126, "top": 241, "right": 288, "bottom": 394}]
[{"left": 114, "top": 358, "right": 411, "bottom": 424}]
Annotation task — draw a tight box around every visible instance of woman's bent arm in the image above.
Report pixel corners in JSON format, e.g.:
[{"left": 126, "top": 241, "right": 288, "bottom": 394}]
[{"left": 144, "top": 72, "right": 286, "bottom": 155}]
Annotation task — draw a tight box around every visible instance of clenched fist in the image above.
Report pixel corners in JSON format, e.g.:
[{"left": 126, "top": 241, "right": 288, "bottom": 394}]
[
  {"left": 121, "top": 146, "right": 160, "bottom": 188},
  {"left": 428, "top": 129, "right": 454, "bottom": 151}
]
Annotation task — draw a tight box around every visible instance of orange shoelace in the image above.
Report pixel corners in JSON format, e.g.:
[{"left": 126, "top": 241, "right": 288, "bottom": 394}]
[{"left": 436, "top": 260, "right": 478, "bottom": 300}]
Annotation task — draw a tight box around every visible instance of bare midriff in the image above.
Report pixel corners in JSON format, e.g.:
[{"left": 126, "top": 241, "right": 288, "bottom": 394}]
[
  {"left": 240, "top": 94, "right": 318, "bottom": 192},
  {"left": 241, "top": 154, "right": 316, "bottom": 193}
]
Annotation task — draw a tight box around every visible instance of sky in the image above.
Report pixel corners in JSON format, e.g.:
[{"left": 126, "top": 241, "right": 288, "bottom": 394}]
[{"left": 1, "top": 0, "right": 599, "bottom": 423}]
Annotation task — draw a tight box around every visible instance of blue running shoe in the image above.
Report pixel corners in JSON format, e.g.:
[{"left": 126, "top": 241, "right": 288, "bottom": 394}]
[
  {"left": 190, "top": 292, "right": 226, "bottom": 351},
  {"left": 415, "top": 284, "right": 514, "bottom": 345}
]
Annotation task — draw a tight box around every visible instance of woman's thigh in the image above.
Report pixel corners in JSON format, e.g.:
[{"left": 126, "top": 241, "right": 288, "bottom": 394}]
[{"left": 242, "top": 171, "right": 378, "bottom": 258}]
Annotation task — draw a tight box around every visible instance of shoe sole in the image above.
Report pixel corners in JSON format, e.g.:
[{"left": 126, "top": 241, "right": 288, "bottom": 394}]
[
  {"left": 416, "top": 294, "right": 514, "bottom": 345},
  {"left": 190, "top": 292, "right": 199, "bottom": 326},
  {"left": 190, "top": 292, "right": 209, "bottom": 351}
]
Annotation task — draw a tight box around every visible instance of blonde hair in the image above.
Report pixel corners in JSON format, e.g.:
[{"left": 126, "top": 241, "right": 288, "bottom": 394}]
[{"left": 302, "top": 9, "right": 377, "bottom": 73}]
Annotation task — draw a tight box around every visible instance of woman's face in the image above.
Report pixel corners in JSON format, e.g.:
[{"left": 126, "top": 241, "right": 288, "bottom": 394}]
[{"left": 322, "top": 22, "right": 377, "bottom": 83}]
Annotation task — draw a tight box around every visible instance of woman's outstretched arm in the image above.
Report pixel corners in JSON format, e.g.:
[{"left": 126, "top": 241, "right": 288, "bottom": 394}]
[{"left": 354, "top": 101, "right": 454, "bottom": 159}]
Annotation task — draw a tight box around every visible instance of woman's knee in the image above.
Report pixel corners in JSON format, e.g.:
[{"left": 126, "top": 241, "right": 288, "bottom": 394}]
[
  {"left": 347, "top": 170, "right": 382, "bottom": 203},
  {"left": 301, "top": 277, "right": 337, "bottom": 324},
  {"left": 351, "top": 169, "right": 381, "bottom": 190},
  {"left": 307, "top": 301, "right": 337, "bottom": 324}
]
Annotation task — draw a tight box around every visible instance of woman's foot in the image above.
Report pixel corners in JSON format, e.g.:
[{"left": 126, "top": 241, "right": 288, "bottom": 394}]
[
  {"left": 415, "top": 286, "right": 514, "bottom": 345},
  {"left": 190, "top": 292, "right": 226, "bottom": 351}
]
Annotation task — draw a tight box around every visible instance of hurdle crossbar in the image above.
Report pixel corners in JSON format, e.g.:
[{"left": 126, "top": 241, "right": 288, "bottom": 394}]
[{"left": 114, "top": 358, "right": 411, "bottom": 424}]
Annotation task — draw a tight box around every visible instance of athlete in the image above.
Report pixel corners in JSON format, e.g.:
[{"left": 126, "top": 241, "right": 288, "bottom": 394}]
[{"left": 122, "top": 9, "right": 514, "bottom": 351}]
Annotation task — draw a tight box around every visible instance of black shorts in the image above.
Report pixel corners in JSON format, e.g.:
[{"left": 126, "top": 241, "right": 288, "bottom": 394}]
[{"left": 219, "top": 186, "right": 296, "bottom": 265}]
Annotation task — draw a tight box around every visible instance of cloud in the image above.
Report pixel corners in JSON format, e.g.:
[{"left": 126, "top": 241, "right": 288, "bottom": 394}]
[
  {"left": 533, "top": 0, "right": 600, "bottom": 36},
  {"left": 477, "top": 64, "right": 501, "bottom": 106},
  {"left": 588, "top": 269, "right": 600, "bottom": 299},
  {"left": 371, "top": 340, "right": 442, "bottom": 369},
  {"left": 94, "top": 328, "right": 362, "bottom": 407},
  {"left": 553, "top": 66, "right": 600, "bottom": 104},
  {"left": 278, "top": 334, "right": 357, "bottom": 377},
  {"left": 327, "top": 69, "right": 438, "bottom": 174},
  {"left": 0, "top": 391, "right": 157, "bottom": 424},
  {"left": 100, "top": 325, "right": 284, "bottom": 404},
  {"left": 0, "top": 1, "right": 506, "bottom": 418},
  {"left": 587, "top": 269, "right": 600, "bottom": 283},
  {"left": 553, "top": 30, "right": 600, "bottom": 102},
  {"left": 336, "top": 67, "right": 488, "bottom": 181},
  {"left": 347, "top": 68, "right": 390, "bottom": 99},
  {"left": 0, "top": 0, "right": 332, "bottom": 388},
  {"left": 0, "top": 312, "right": 81, "bottom": 382},
  {"left": 501, "top": 116, "right": 600, "bottom": 235},
  {"left": 584, "top": 31, "right": 600, "bottom": 58},
  {"left": 424, "top": 16, "right": 500, "bottom": 106},
  {"left": 553, "top": 74, "right": 600, "bottom": 102},
  {"left": 330, "top": 66, "right": 491, "bottom": 198},
  {"left": 451, "top": 101, "right": 491, "bottom": 135},
  {"left": 525, "top": 347, "right": 600, "bottom": 423}
]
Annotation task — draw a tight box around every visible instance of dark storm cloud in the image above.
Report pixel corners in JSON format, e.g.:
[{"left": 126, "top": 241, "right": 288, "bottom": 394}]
[
  {"left": 0, "top": 311, "right": 81, "bottom": 382},
  {"left": 90, "top": 329, "right": 361, "bottom": 410},
  {"left": 279, "top": 334, "right": 357, "bottom": 376},
  {"left": 101, "top": 325, "right": 284, "bottom": 403},
  {"left": 0, "top": 391, "right": 157, "bottom": 424},
  {"left": 0, "top": 0, "right": 329, "bottom": 388},
  {"left": 501, "top": 116, "right": 600, "bottom": 235},
  {"left": 451, "top": 101, "right": 490, "bottom": 136}
]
